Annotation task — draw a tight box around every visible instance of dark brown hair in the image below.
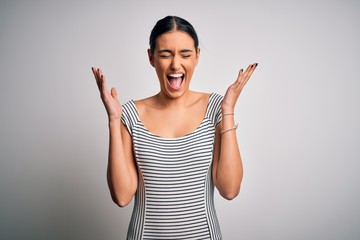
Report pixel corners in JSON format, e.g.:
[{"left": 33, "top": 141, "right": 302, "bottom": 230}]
[{"left": 149, "top": 16, "right": 199, "bottom": 53}]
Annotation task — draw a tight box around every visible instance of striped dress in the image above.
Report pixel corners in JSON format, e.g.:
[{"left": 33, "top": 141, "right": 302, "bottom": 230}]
[{"left": 121, "top": 93, "right": 223, "bottom": 240}]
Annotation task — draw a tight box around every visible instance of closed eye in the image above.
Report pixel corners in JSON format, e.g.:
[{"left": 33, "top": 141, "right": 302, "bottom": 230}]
[{"left": 160, "top": 55, "right": 172, "bottom": 58}]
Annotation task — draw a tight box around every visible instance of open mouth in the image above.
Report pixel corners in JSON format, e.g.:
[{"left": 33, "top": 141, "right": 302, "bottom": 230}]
[{"left": 167, "top": 73, "right": 184, "bottom": 90}]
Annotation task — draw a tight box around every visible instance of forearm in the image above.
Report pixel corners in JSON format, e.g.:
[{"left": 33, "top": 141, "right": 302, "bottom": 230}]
[
  {"left": 107, "top": 119, "right": 136, "bottom": 207},
  {"left": 213, "top": 62, "right": 257, "bottom": 199},
  {"left": 215, "top": 114, "right": 243, "bottom": 199}
]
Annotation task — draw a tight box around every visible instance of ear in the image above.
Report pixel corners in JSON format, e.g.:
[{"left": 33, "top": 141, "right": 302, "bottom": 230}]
[
  {"left": 195, "top": 48, "right": 200, "bottom": 64},
  {"left": 147, "top": 49, "right": 155, "bottom": 67}
]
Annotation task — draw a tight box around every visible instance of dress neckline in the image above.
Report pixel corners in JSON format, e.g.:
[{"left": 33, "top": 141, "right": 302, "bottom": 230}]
[{"left": 130, "top": 93, "right": 214, "bottom": 140}]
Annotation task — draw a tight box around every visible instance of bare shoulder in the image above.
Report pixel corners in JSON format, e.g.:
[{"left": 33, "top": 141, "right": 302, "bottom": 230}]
[
  {"left": 133, "top": 95, "right": 158, "bottom": 113},
  {"left": 189, "top": 91, "right": 211, "bottom": 107}
]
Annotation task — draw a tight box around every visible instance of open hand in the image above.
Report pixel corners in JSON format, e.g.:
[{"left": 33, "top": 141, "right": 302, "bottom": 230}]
[
  {"left": 222, "top": 63, "right": 258, "bottom": 112},
  {"left": 91, "top": 67, "right": 122, "bottom": 121}
]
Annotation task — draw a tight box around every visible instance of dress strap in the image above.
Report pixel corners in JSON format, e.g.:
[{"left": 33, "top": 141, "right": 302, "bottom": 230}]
[
  {"left": 205, "top": 93, "right": 223, "bottom": 127},
  {"left": 121, "top": 100, "right": 140, "bottom": 136}
]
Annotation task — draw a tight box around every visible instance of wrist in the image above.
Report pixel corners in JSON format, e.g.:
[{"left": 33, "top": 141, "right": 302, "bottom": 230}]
[
  {"left": 108, "top": 118, "right": 121, "bottom": 126},
  {"left": 221, "top": 105, "right": 235, "bottom": 114},
  {"left": 222, "top": 113, "right": 234, "bottom": 117},
  {"left": 221, "top": 99, "right": 235, "bottom": 110}
]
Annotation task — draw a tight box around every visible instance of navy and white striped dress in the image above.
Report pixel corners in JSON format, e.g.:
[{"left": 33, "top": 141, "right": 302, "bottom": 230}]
[{"left": 121, "top": 93, "right": 223, "bottom": 240}]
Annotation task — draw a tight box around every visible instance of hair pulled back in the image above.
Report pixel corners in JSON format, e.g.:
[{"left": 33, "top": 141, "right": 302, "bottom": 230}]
[{"left": 149, "top": 16, "right": 199, "bottom": 53}]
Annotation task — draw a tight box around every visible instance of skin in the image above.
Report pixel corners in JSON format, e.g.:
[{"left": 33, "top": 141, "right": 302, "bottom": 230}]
[{"left": 92, "top": 30, "right": 257, "bottom": 206}]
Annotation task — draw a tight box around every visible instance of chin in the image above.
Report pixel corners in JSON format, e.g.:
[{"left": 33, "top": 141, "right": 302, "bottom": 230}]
[{"left": 162, "top": 86, "right": 188, "bottom": 99}]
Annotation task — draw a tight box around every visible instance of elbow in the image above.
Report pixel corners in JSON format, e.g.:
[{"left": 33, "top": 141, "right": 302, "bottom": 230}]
[
  {"left": 219, "top": 184, "right": 241, "bottom": 201},
  {"left": 110, "top": 193, "right": 132, "bottom": 208},
  {"left": 222, "top": 189, "right": 240, "bottom": 201},
  {"left": 215, "top": 176, "right": 242, "bottom": 200},
  {"left": 107, "top": 180, "right": 136, "bottom": 208},
  {"left": 114, "top": 198, "right": 131, "bottom": 208}
]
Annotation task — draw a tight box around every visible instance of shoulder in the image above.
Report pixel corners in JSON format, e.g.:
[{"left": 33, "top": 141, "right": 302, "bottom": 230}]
[
  {"left": 121, "top": 100, "right": 136, "bottom": 114},
  {"left": 122, "top": 99, "right": 134, "bottom": 108},
  {"left": 132, "top": 95, "right": 158, "bottom": 116},
  {"left": 210, "top": 92, "right": 223, "bottom": 101},
  {"left": 206, "top": 93, "right": 223, "bottom": 126},
  {"left": 188, "top": 91, "right": 211, "bottom": 107},
  {"left": 208, "top": 92, "right": 224, "bottom": 108},
  {"left": 121, "top": 100, "right": 138, "bottom": 125}
]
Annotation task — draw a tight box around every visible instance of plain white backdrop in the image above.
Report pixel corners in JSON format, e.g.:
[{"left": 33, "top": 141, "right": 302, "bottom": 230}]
[{"left": 0, "top": 0, "right": 359, "bottom": 239}]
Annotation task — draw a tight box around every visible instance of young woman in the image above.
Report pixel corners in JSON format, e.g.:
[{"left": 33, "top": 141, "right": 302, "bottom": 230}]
[{"left": 92, "top": 16, "right": 257, "bottom": 240}]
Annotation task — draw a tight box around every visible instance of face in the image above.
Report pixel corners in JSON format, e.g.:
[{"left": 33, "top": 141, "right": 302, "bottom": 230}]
[{"left": 148, "top": 30, "right": 200, "bottom": 99}]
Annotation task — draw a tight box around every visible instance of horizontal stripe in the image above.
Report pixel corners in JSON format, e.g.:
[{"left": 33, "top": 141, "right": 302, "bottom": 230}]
[{"left": 122, "top": 93, "right": 224, "bottom": 240}]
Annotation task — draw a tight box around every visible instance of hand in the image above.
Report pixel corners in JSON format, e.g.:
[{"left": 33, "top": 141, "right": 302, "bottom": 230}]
[
  {"left": 222, "top": 63, "right": 258, "bottom": 112},
  {"left": 91, "top": 67, "right": 122, "bottom": 121}
]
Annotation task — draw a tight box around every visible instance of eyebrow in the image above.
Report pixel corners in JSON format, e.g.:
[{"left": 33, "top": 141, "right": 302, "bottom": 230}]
[{"left": 158, "top": 49, "right": 193, "bottom": 54}]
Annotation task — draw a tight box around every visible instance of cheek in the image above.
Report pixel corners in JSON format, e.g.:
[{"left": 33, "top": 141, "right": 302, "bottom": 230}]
[
  {"left": 185, "top": 62, "right": 197, "bottom": 74},
  {"left": 154, "top": 60, "right": 167, "bottom": 71},
  {"left": 154, "top": 63, "right": 168, "bottom": 79}
]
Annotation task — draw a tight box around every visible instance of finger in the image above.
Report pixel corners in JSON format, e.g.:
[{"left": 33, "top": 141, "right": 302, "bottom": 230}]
[
  {"left": 95, "top": 68, "right": 106, "bottom": 93},
  {"left": 242, "top": 63, "right": 258, "bottom": 80},
  {"left": 240, "top": 64, "right": 253, "bottom": 81},
  {"left": 243, "top": 63, "right": 258, "bottom": 86},
  {"left": 234, "top": 69, "right": 243, "bottom": 86},
  {"left": 92, "top": 67, "right": 102, "bottom": 91},
  {"left": 111, "top": 87, "right": 118, "bottom": 99},
  {"left": 238, "top": 63, "right": 258, "bottom": 87},
  {"left": 91, "top": 67, "right": 99, "bottom": 82},
  {"left": 100, "top": 73, "right": 108, "bottom": 94}
]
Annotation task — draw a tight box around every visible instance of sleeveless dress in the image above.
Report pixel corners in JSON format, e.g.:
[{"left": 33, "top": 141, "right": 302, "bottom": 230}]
[{"left": 121, "top": 93, "right": 223, "bottom": 240}]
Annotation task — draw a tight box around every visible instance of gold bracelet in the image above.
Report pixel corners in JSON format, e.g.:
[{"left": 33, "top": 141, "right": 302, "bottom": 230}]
[
  {"left": 220, "top": 123, "right": 238, "bottom": 135},
  {"left": 222, "top": 113, "right": 234, "bottom": 117}
]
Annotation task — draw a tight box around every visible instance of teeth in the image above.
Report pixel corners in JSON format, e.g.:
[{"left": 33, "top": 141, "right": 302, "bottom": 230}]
[{"left": 168, "top": 73, "right": 183, "bottom": 78}]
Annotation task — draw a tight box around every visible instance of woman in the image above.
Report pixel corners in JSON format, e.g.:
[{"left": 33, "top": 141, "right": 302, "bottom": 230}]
[{"left": 92, "top": 16, "right": 257, "bottom": 240}]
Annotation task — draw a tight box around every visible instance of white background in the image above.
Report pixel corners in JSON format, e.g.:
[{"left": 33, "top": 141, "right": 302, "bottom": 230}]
[{"left": 0, "top": 0, "right": 359, "bottom": 239}]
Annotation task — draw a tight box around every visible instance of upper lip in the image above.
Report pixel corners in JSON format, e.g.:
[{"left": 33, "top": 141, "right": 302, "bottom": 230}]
[{"left": 167, "top": 72, "right": 184, "bottom": 78}]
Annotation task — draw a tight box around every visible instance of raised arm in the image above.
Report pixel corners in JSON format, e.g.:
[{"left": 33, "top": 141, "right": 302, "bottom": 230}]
[
  {"left": 212, "top": 63, "right": 258, "bottom": 200},
  {"left": 92, "top": 67, "right": 138, "bottom": 207}
]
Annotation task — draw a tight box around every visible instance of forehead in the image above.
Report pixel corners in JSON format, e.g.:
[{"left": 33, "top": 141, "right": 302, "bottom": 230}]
[{"left": 155, "top": 30, "right": 195, "bottom": 50}]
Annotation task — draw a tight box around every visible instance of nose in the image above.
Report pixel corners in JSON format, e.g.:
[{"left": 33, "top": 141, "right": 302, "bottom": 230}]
[{"left": 170, "top": 55, "right": 180, "bottom": 70}]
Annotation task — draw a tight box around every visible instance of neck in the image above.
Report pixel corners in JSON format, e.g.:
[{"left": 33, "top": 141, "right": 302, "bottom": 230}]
[{"left": 154, "top": 91, "right": 194, "bottom": 109}]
